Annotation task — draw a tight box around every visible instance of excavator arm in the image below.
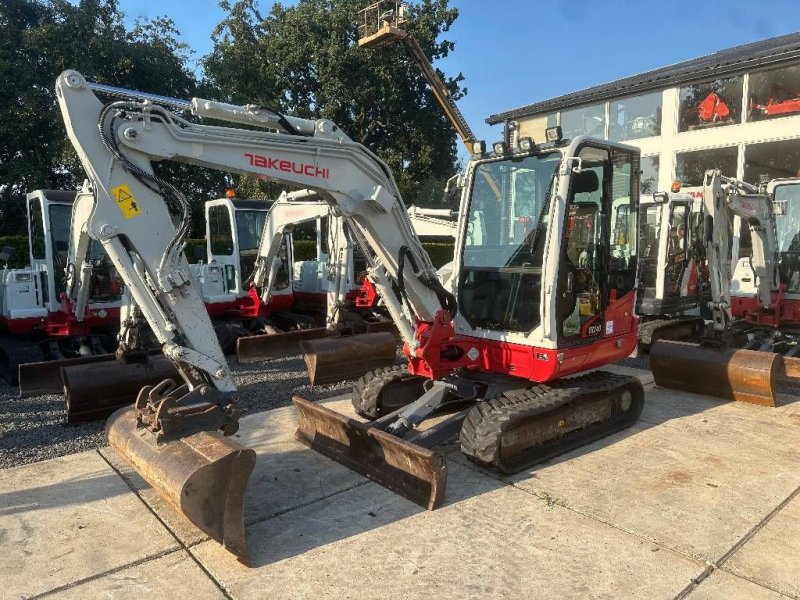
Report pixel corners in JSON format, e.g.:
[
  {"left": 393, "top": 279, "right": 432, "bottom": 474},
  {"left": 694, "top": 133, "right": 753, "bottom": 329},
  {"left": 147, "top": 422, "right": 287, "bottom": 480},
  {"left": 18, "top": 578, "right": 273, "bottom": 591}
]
[
  {"left": 701, "top": 169, "right": 779, "bottom": 335},
  {"left": 56, "top": 70, "right": 455, "bottom": 559}
]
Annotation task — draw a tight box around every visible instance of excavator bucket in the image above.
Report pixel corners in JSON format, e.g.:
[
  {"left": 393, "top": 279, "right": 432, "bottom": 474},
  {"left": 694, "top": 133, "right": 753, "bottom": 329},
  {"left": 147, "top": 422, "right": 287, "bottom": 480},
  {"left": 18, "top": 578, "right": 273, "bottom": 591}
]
[
  {"left": 106, "top": 406, "right": 256, "bottom": 561},
  {"left": 300, "top": 331, "right": 397, "bottom": 385},
  {"left": 63, "top": 356, "right": 180, "bottom": 423},
  {"left": 236, "top": 320, "right": 397, "bottom": 363},
  {"left": 293, "top": 396, "right": 446, "bottom": 509},
  {"left": 650, "top": 340, "right": 779, "bottom": 406},
  {"left": 18, "top": 353, "right": 115, "bottom": 398}
]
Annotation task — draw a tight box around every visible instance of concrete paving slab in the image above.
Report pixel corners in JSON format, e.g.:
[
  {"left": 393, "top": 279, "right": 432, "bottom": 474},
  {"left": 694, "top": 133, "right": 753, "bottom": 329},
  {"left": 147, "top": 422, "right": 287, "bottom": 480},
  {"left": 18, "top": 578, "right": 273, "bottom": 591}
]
[
  {"left": 0, "top": 451, "right": 178, "bottom": 599},
  {"left": 724, "top": 490, "right": 800, "bottom": 598},
  {"left": 52, "top": 550, "right": 225, "bottom": 600},
  {"left": 687, "top": 570, "right": 789, "bottom": 600},
  {"left": 192, "top": 461, "right": 704, "bottom": 600},
  {"left": 98, "top": 446, "right": 207, "bottom": 547},
  {"left": 505, "top": 386, "right": 800, "bottom": 562}
]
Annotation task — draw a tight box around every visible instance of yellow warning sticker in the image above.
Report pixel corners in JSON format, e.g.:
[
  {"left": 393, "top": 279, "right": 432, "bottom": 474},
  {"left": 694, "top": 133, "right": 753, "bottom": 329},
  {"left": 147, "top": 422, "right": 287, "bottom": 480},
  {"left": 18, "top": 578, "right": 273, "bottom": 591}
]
[{"left": 110, "top": 183, "right": 142, "bottom": 219}]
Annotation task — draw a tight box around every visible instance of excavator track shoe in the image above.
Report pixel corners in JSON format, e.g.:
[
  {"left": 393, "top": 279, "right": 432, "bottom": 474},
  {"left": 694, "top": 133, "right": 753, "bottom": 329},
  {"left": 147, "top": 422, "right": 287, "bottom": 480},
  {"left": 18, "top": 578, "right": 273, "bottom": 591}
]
[
  {"left": 18, "top": 353, "right": 116, "bottom": 398},
  {"left": 63, "top": 356, "right": 180, "bottom": 423},
  {"left": 459, "top": 372, "right": 644, "bottom": 474},
  {"left": 352, "top": 365, "right": 427, "bottom": 419},
  {"left": 301, "top": 331, "right": 397, "bottom": 385},
  {"left": 293, "top": 395, "right": 446, "bottom": 509},
  {"left": 106, "top": 406, "right": 256, "bottom": 561},
  {"left": 650, "top": 340, "right": 778, "bottom": 406}
]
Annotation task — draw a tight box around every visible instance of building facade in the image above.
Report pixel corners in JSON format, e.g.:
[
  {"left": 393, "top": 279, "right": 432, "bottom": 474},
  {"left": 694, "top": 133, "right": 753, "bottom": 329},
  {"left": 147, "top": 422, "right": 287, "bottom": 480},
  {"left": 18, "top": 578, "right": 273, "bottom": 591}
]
[{"left": 487, "top": 33, "right": 800, "bottom": 198}]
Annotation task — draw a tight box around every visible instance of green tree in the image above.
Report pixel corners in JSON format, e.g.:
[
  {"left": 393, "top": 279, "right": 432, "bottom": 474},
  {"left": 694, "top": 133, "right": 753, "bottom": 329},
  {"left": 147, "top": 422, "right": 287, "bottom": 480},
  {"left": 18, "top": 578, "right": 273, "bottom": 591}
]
[
  {"left": 0, "top": 0, "right": 228, "bottom": 236},
  {"left": 204, "top": 0, "right": 464, "bottom": 205}
]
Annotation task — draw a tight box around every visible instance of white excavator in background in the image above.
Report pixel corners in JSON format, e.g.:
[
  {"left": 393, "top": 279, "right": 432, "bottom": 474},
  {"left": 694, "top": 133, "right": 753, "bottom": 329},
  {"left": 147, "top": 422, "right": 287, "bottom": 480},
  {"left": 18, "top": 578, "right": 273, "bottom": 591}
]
[
  {"left": 4, "top": 190, "right": 123, "bottom": 393},
  {"left": 651, "top": 169, "right": 800, "bottom": 406},
  {"left": 634, "top": 188, "right": 705, "bottom": 352},
  {"left": 54, "top": 187, "right": 454, "bottom": 420},
  {"left": 57, "top": 69, "right": 645, "bottom": 563}
]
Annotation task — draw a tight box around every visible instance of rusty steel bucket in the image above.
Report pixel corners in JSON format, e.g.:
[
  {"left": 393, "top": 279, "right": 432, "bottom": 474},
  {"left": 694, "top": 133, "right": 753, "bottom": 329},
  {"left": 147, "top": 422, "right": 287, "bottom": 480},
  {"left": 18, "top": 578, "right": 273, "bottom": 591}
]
[
  {"left": 293, "top": 396, "right": 446, "bottom": 509},
  {"left": 18, "top": 353, "right": 116, "bottom": 398},
  {"left": 63, "top": 356, "right": 180, "bottom": 423},
  {"left": 106, "top": 406, "right": 256, "bottom": 561},
  {"left": 300, "top": 331, "right": 397, "bottom": 385},
  {"left": 650, "top": 340, "right": 779, "bottom": 406}
]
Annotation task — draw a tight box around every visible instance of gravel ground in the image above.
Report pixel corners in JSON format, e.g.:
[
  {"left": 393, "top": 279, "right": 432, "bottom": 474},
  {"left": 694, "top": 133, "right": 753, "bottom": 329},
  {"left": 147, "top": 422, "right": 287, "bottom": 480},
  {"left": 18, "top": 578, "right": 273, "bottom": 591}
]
[{"left": 0, "top": 354, "right": 371, "bottom": 470}]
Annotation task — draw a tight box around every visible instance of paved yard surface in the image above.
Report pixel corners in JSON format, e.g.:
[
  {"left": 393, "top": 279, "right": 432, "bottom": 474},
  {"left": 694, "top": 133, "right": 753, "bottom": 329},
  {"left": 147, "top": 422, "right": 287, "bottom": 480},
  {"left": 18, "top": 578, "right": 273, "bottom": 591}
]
[{"left": 2, "top": 366, "right": 800, "bottom": 599}]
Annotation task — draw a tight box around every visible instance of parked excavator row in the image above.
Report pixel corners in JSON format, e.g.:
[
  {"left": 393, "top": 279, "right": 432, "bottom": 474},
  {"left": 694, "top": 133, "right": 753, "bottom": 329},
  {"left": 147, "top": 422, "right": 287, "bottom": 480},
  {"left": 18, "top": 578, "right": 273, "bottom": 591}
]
[
  {"left": 651, "top": 169, "right": 800, "bottom": 406},
  {"left": 17, "top": 191, "right": 323, "bottom": 403},
  {"left": 56, "top": 68, "right": 646, "bottom": 562}
]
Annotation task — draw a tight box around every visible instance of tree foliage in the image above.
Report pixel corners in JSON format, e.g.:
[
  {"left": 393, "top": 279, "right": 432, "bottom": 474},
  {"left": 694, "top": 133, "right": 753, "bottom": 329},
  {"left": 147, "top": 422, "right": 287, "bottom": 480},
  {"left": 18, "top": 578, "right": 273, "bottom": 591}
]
[
  {"left": 204, "top": 0, "right": 463, "bottom": 205},
  {"left": 0, "top": 0, "right": 227, "bottom": 235}
]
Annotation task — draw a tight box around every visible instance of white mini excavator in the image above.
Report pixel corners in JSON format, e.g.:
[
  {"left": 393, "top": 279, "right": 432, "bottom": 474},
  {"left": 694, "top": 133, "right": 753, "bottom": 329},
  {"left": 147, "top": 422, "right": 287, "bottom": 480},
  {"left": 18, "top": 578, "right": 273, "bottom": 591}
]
[{"left": 57, "top": 69, "right": 645, "bottom": 562}]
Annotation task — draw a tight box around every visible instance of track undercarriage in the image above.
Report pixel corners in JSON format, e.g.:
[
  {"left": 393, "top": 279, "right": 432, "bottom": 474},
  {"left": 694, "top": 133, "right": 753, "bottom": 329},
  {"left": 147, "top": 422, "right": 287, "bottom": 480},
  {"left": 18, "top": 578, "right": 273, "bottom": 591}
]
[{"left": 294, "top": 368, "right": 644, "bottom": 508}]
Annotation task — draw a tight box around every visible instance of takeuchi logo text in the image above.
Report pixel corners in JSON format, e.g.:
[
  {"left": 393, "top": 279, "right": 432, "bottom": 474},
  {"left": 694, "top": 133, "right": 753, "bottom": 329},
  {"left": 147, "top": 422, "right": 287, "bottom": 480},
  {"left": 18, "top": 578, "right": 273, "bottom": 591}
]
[{"left": 244, "top": 153, "right": 330, "bottom": 179}]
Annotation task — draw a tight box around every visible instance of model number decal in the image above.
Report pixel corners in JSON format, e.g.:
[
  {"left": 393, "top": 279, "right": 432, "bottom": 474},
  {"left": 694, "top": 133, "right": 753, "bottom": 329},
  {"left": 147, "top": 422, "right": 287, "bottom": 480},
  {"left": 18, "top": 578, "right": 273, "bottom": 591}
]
[
  {"left": 245, "top": 153, "right": 330, "bottom": 179},
  {"left": 110, "top": 183, "right": 142, "bottom": 219}
]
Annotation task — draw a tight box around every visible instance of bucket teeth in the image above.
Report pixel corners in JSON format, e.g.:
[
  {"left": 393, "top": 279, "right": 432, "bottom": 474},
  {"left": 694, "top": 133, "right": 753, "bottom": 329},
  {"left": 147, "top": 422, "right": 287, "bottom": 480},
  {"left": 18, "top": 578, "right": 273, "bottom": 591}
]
[
  {"left": 293, "top": 395, "right": 446, "bottom": 510},
  {"left": 650, "top": 340, "right": 779, "bottom": 406},
  {"left": 106, "top": 406, "right": 256, "bottom": 560}
]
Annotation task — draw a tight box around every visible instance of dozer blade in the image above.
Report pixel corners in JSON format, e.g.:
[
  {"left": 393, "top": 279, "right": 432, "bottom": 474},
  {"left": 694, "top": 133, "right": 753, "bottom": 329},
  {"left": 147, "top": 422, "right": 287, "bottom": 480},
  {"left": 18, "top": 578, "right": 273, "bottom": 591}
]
[
  {"left": 650, "top": 340, "right": 779, "bottom": 406},
  {"left": 236, "top": 327, "right": 328, "bottom": 363},
  {"left": 293, "top": 396, "right": 446, "bottom": 510},
  {"left": 301, "top": 331, "right": 397, "bottom": 385},
  {"left": 106, "top": 406, "right": 256, "bottom": 561},
  {"left": 63, "top": 356, "right": 180, "bottom": 423},
  {"left": 18, "top": 353, "right": 115, "bottom": 398}
]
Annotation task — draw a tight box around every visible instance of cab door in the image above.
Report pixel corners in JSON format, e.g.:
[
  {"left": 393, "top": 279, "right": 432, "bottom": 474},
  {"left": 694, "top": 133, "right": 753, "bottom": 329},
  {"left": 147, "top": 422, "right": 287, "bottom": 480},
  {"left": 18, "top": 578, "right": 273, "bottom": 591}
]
[{"left": 558, "top": 144, "right": 639, "bottom": 345}]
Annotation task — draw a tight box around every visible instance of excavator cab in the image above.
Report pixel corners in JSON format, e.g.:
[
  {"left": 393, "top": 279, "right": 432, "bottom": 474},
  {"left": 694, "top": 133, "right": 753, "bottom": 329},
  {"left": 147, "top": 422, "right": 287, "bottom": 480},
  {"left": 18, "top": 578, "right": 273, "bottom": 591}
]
[{"left": 297, "top": 138, "right": 644, "bottom": 509}]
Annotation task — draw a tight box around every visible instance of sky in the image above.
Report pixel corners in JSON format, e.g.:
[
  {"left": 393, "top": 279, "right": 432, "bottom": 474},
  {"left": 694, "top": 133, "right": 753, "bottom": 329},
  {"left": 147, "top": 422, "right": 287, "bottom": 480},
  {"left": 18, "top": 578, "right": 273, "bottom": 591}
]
[{"left": 118, "top": 0, "right": 800, "bottom": 156}]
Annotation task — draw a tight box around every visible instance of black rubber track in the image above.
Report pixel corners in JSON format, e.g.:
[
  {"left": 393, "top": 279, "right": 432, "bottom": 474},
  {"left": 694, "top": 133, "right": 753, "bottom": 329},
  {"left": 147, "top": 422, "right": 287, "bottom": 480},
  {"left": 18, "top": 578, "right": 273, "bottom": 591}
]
[
  {"left": 352, "top": 365, "right": 426, "bottom": 419},
  {"left": 459, "top": 371, "right": 644, "bottom": 474}
]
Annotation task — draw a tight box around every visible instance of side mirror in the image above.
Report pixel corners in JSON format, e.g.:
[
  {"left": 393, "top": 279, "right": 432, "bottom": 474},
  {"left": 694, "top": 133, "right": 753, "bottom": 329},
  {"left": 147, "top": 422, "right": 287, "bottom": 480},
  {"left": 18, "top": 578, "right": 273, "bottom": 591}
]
[{"left": 566, "top": 271, "right": 574, "bottom": 294}]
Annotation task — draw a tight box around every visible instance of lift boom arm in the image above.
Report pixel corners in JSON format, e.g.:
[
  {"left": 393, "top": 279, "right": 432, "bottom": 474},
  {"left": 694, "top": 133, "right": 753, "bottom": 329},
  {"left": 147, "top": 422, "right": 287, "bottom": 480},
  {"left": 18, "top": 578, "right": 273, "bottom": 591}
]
[{"left": 57, "top": 70, "right": 453, "bottom": 394}]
